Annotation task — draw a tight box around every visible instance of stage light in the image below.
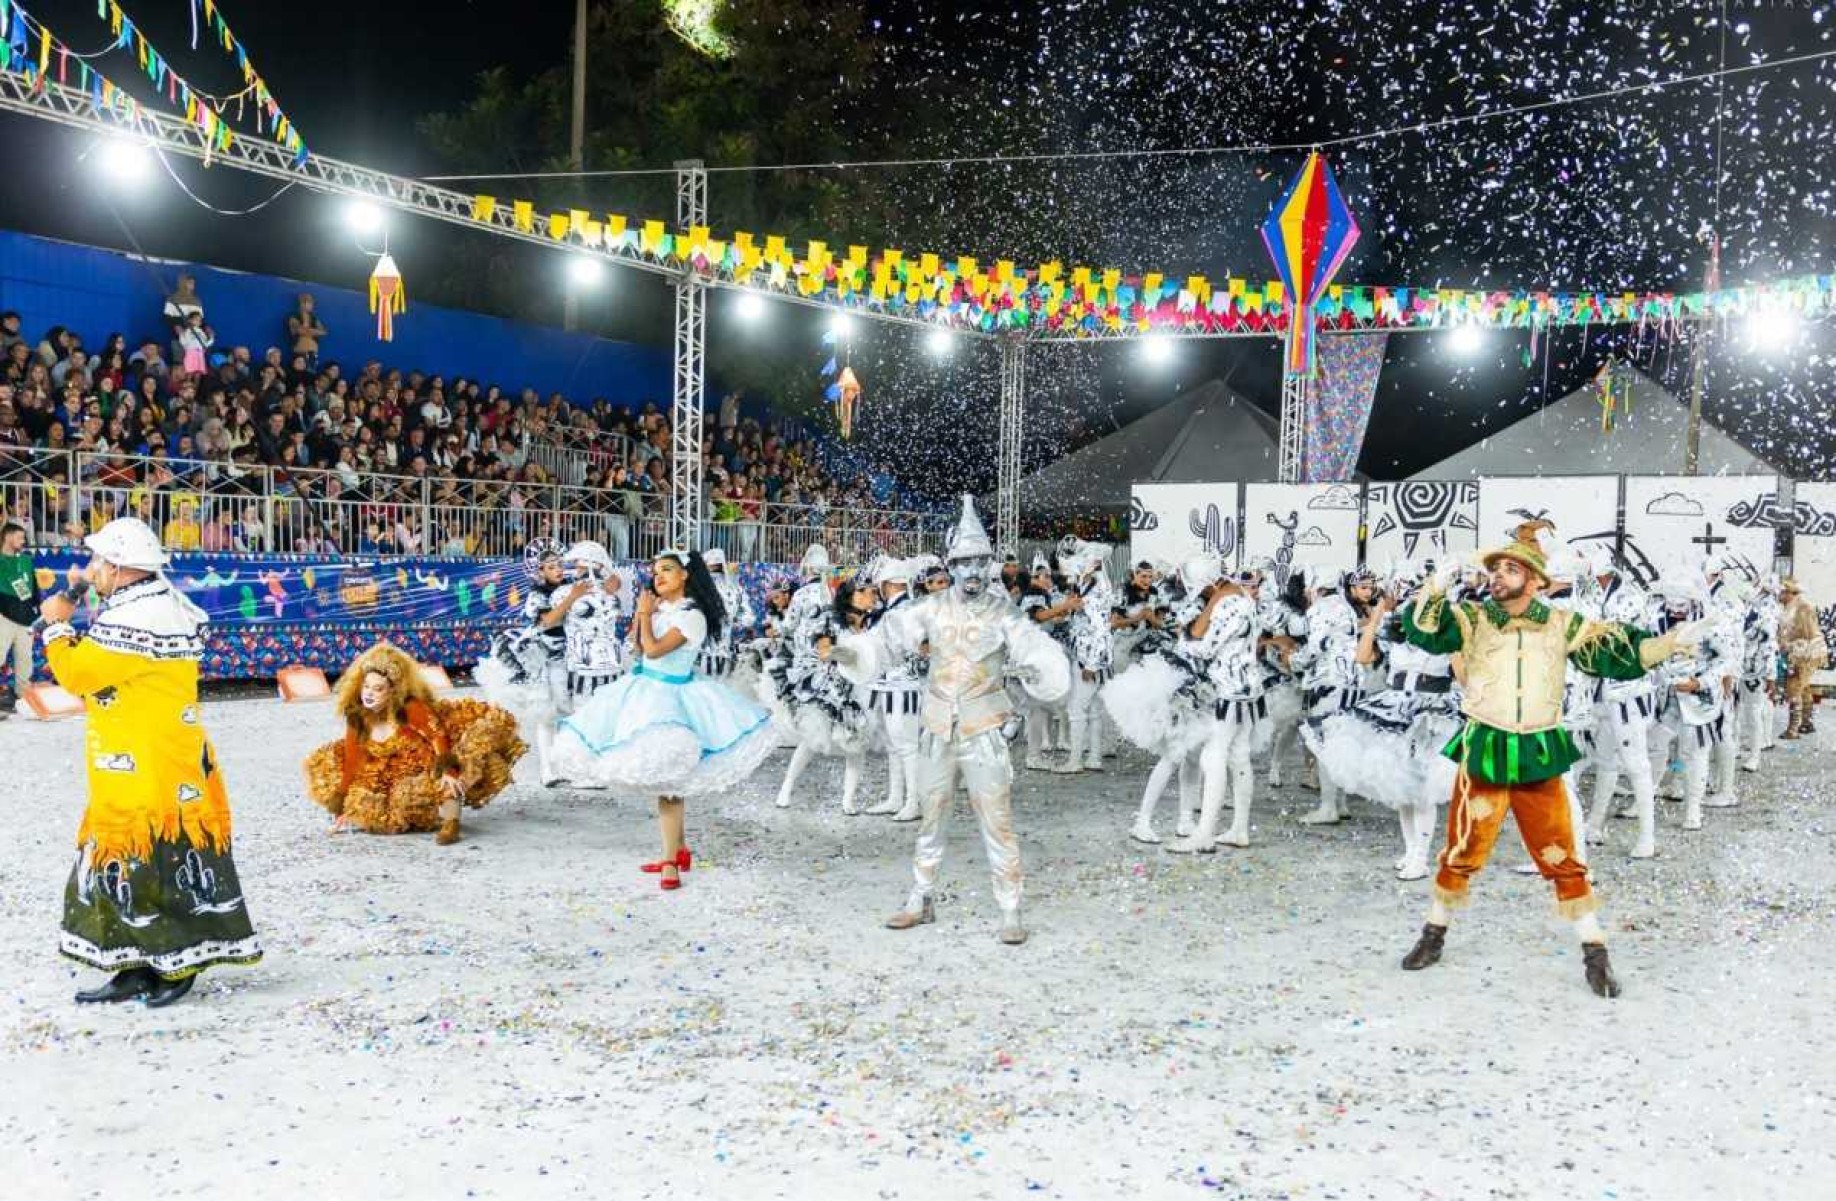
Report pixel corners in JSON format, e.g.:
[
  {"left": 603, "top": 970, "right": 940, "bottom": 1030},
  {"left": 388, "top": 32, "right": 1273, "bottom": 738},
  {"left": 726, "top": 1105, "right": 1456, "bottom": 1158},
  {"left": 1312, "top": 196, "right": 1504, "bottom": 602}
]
[
  {"left": 925, "top": 327, "right": 953, "bottom": 355},
  {"left": 98, "top": 140, "right": 152, "bottom": 185},
  {"left": 568, "top": 256, "right": 606, "bottom": 288},
  {"left": 344, "top": 200, "right": 386, "bottom": 236},
  {"left": 1448, "top": 325, "right": 1484, "bottom": 355},
  {"left": 829, "top": 312, "right": 854, "bottom": 338},
  {"left": 1745, "top": 311, "right": 1801, "bottom": 353},
  {"left": 1141, "top": 335, "right": 1173, "bottom": 364},
  {"left": 736, "top": 292, "right": 765, "bottom": 321}
]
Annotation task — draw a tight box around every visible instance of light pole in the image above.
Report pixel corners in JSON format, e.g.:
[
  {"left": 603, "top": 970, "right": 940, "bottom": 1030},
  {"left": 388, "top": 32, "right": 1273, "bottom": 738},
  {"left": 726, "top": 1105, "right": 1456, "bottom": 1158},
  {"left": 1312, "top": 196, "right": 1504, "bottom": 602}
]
[{"left": 563, "top": 0, "right": 588, "bottom": 332}]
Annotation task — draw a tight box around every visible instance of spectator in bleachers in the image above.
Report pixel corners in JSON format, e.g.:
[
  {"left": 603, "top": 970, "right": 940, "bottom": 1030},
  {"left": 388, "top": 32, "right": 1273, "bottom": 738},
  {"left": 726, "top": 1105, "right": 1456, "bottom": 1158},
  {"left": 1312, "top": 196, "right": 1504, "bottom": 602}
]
[
  {"left": 0, "top": 311, "right": 23, "bottom": 354},
  {"left": 287, "top": 293, "right": 328, "bottom": 370}
]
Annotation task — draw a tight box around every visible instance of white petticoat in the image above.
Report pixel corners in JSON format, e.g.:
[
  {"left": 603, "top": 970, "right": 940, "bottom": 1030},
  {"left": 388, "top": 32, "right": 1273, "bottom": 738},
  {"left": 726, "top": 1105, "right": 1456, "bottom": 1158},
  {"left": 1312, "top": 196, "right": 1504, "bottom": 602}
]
[
  {"left": 552, "top": 664, "right": 777, "bottom": 796},
  {"left": 1301, "top": 699, "right": 1461, "bottom": 810},
  {"left": 474, "top": 645, "right": 564, "bottom": 726},
  {"left": 1101, "top": 655, "right": 1214, "bottom": 759}
]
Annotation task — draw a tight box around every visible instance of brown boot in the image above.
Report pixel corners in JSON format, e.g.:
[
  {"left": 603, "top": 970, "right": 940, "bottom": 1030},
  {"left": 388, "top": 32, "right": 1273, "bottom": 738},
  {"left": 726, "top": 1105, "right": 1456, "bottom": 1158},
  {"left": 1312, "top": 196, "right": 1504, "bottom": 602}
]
[
  {"left": 1400, "top": 923, "right": 1446, "bottom": 971},
  {"left": 1582, "top": 943, "right": 1621, "bottom": 998},
  {"left": 884, "top": 895, "right": 935, "bottom": 930},
  {"left": 1781, "top": 703, "right": 1804, "bottom": 740},
  {"left": 435, "top": 816, "right": 462, "bottom": 846}
]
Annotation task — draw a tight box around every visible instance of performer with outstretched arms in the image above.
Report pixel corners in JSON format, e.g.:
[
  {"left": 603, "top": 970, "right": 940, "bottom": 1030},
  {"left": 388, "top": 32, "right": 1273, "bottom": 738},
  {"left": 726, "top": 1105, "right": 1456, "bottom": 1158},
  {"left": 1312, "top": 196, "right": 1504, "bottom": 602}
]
[{"left": 1395, "top": 523, "right": 1700, "bottom": 998}]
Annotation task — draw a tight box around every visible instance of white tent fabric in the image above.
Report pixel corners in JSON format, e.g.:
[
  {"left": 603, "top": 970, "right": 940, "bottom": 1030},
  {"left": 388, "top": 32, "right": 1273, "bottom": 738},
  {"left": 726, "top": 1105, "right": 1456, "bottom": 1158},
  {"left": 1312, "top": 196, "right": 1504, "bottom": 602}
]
[
  {"left": 1015, "top": 381, "right": 1281, "bottom": 515},
  {"left": 1411, "top": 368, "right": 1777, "bottom": 480}
]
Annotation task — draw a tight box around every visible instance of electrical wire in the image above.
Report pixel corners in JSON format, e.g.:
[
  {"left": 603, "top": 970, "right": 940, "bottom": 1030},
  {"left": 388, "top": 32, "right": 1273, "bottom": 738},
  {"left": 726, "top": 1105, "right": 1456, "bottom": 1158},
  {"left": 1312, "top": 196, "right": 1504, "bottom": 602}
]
[
  {"left": 423, "top": 46, "right": 1836, "bottom": 183},
  {"left": 151, "top": 144, "right": 299, "bottom": 216}
]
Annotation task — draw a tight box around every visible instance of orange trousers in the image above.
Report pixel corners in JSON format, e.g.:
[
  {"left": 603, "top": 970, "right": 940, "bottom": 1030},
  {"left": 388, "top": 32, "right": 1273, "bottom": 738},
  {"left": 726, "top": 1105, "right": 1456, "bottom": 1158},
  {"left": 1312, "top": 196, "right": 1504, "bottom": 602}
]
[{"left": 1435, "top": 774, "right": 1597, "bottom": 918}]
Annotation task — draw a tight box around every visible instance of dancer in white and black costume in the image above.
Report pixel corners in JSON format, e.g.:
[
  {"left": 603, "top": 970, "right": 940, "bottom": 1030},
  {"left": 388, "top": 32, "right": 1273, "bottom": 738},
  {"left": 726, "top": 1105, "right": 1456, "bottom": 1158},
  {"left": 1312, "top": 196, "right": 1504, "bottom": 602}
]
[
  {"left": 1110, "top": 560, "right": 1169, "bottom": 673},
  {"left": 559, "top": 540, "right": 625, "bottom": 705},
  {"left": 1302, "top": 561, "right": 1459, "bottom": 880},
  {"left": 474, "top": 538, "right": 577, "bottom": 786},
  {"left": 1732, "top": 576, "right": 1782, "bottom": 773},
  {"left": 697, "top": 547, "right": 756, "bottom": 679},
  {"left": 1165, "top": 567, "right": 1268, "bottom": 852},
  {"left": 1251, "top": 562, "right": 1308, "bottom": 789},
  {"left": 1018, "top": 553, "right": 1072, "bottom": 771},
  {"left": 1292, "top": 566, "right": 1376, "bottom": 826},
  {"left": 771, "top": 572, "right": 875, "bottom": 814},
  {"left": 861, "top": 556, "right": 926, "bottom": 822},
  {"left": 1106, "top": 555, "right": 1218, "bottom": 844},
  {"left": 1576, "top": 549, "right": 1663, "bottom": 859},
  {"left": 759, "top": 544, "right": 833, "bottom": 725},
  {"left": 1057, "top": 540, "right": 1117, "bottom": 774},
  {"left": 835, "top": 497, "right": 1069, "bottom": 944},
  {"left": 1702, "top": 565, "right": 1758, "bottom": 803},
  {"left": 1645, "top": 577, "right": 1737, "bottom": 838}
]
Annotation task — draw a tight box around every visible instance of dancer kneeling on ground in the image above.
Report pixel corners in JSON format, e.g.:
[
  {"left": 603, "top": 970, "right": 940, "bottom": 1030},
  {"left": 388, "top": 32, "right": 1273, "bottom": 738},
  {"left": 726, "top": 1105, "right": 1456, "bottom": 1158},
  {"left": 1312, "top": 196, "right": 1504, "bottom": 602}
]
[
  {"left": 550, "top": 549, "right": 776, "bottom": 891},
  {"left": 1394, "top": 524, "right": 1702, "bottom": 998},
  {"left": 305, "top": 643, "right": 527, "bottom": 845},
  {"left": 43, "top": 517, "right": 262, "bottom": 1008}
]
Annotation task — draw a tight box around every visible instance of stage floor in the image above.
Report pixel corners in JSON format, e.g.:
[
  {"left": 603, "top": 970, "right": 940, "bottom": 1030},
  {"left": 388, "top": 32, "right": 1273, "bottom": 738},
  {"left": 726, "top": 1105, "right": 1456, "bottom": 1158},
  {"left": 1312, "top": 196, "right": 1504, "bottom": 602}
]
[{"left": 4, "top": 695, "right": 1832, "bottom": 1200}]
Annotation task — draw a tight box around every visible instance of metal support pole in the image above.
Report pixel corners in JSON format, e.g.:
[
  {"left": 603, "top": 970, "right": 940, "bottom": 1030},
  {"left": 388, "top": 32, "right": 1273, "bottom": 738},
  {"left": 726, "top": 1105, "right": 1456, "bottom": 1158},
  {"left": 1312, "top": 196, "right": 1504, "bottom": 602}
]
[
  {"left": 1278, "top": 373, "right": 1308, "bottom": 483},
  {"left": 996, "top": 340, "right": 1026, "bottom": 555},
  {"left": 563, "top": 0, "right": 588, "bottom": 332},
  {"left": 669, "top": 159, "right": 709, "bottom": 551},
  {"left": 1684, "top": 236, "right": 1720, "bottom": 476}
]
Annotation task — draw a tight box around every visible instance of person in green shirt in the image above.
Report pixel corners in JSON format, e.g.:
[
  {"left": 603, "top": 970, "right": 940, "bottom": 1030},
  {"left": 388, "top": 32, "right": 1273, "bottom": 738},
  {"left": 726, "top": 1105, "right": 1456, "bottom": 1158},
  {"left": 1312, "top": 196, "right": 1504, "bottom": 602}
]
[
  {"left": 0, "top": 521, "right": 40, "bottom": 713},
  {"left": 1395, "top": 522, "right": 1700, "bottom": 998}
]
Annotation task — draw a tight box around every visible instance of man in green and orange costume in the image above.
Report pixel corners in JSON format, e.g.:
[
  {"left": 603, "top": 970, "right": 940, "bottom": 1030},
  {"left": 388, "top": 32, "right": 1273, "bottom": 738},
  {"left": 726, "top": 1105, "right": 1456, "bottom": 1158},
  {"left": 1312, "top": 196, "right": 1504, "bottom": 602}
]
[{"left": 1397, "top": 522, "right": 1701, "bottom": 998}]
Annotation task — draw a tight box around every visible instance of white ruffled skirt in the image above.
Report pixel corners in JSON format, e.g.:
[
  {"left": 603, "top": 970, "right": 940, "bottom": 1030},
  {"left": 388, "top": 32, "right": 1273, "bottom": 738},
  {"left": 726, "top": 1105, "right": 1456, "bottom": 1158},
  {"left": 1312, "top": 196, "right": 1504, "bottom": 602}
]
[
  {"left": 1301, "top": 691, "right": 1461, "bottom": 810},
  {"left": 552, "top": 662, "right": 777, "bottom": 796},
  {"left": 1101, "top": 654, "right": 1215, "bottom": 760}
]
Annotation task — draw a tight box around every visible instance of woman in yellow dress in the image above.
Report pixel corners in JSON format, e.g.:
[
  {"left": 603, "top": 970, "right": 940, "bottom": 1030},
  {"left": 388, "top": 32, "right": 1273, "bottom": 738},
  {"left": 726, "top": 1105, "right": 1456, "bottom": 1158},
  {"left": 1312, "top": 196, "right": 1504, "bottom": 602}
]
[
  {"left": 304, "top": 642, "right": 526, "bottom": 845},
  {"left": 40, "top": 518, "right": 261, "bottom": 1008}
]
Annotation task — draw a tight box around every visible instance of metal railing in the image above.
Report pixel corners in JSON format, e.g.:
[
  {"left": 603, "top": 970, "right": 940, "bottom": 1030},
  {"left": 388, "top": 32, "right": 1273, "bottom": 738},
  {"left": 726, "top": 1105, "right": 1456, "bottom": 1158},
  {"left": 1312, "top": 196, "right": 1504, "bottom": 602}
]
[{"left": 0, "top": 448, "right": 948, "bottom": 564}]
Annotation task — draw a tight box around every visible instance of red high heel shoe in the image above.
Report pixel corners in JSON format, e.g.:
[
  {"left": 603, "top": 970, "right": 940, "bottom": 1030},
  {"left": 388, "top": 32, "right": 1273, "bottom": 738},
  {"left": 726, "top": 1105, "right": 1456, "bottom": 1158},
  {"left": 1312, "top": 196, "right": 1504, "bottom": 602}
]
[
  {"left": 659, "top": 867, "right": 682, "bottom": 891},
  {"left": 640, "top": 847, "right": 693, "bottom": 874}
]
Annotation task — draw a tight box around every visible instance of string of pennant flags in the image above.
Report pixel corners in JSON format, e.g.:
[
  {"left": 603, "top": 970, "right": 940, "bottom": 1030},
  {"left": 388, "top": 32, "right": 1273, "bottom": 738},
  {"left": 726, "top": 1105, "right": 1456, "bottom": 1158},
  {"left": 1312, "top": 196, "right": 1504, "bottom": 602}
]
[
  {"left": 467, "top": 191, "right": 1836, "bottom": 340},
  {"left": 0, "top": 0, "right": 306, "bottom": 165}
]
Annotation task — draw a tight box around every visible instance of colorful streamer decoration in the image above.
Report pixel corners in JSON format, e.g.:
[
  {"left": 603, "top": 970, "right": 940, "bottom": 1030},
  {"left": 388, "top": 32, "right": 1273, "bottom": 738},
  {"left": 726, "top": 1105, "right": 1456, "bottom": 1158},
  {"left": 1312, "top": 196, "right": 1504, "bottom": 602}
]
[
  {"left": 369, "top": 253, "right": 404, "bottom": 343},
  {"left": 1260, "top": 151, "right": 1361, "bottom": 378},
  {"left": 1593, "top": 357, "right": 1635, "bottom": 432}
]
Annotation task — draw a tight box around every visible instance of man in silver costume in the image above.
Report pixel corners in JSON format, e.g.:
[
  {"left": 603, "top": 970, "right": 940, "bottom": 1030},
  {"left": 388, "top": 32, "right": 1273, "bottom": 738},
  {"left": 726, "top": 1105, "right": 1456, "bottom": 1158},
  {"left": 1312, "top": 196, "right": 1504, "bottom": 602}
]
[{"left": 835, "top": 497, "right": 1070, "bottom": 945}]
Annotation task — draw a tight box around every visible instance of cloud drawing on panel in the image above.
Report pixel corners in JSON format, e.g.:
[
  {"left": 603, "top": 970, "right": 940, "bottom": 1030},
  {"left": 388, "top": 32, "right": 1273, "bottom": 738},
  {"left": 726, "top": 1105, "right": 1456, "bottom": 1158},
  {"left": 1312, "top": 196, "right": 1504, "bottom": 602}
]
[
  {"left": 1645, "top": 491, "right": 1704, "bottom": 517},
  {"left": 1307, "top": 485, "right": 1361, "bottom": 511},
  {"left": 1297, "top": 526, "right": 1333, "bottom": 547}
]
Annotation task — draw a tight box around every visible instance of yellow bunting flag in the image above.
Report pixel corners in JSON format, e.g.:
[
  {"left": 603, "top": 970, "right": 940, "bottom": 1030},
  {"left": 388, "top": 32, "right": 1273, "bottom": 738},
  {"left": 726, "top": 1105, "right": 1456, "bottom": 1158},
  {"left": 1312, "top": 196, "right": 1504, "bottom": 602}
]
[
  {"left": 607, "top": 214, "right": 627, "bottom": 242},
  {"left": 848, "top": 245, "right": 869, "bottom": 267},
  {"left": 956, "top": 256, "right": 977, "bottom": 279},
  {"left": 472, "top": 196, "right": 497, "bottom": 222},
  {"left": 643, "top": 220, "right": 667, "bottom": 252},
  {"left": 919, "top": 253, "right": 939, "bottom": 279},
  {"left": 995, "top": 260, "right": 1014, "bottom": 282},
  {"left": 1102, "top": 268, "right": 1121, "bottom": 293},
  {"left": 511, "top": 201, "right": 534, "bottom": 232},
  {"left": 569, "top": 209, "right": 591, "bottom": 236},
  {"left": 763, "top": 234, "right": 786, "bottom": 262},
  {"left": 547, "top": 213, "right": 570, "bottom": 240}
]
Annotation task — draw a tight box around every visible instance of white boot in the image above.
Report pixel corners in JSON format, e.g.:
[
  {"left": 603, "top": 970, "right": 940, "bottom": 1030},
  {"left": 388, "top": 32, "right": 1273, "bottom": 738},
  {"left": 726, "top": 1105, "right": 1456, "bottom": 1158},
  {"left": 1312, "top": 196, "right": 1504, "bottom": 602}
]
[
  {"left": 536, "top": 725, "right": 564, "bottom": 787},
  {"left": 1215, "top": 762, "right": 1253, "bottom": 848},
  {"left": 1298, "top": 781, "right": 1342, "bottom": 825},
  {"left": 1054, "top": 717, "right": 1086, "bottom": 774},
  {"left": 1395, "top": 801, "right": 1433, "bottom": 880},
  {"left": 776, "top": 744, "right": 813, "bottom": 809},
  {"left": 1681, "top": 754, "right": 1706, "bottom": 830},
  {"left": 840, "top": 755, "right": 863, "bottom": 816},
  {"left": 1629, "top": 783, "right": 1658, "bottom": 858},
  {"left": 865, "top": 749, "right": 903, "bottom": 816},
  {"left": 1130, "top": 758, "right": 1178, "bottom": 844}
]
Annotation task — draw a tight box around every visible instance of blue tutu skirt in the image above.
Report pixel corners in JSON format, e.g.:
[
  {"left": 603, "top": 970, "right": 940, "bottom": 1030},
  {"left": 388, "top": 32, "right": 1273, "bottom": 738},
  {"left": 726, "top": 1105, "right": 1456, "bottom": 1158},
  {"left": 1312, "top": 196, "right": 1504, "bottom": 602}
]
[{"left": 551, "top": 662, "right": 777, "bottom": 796}]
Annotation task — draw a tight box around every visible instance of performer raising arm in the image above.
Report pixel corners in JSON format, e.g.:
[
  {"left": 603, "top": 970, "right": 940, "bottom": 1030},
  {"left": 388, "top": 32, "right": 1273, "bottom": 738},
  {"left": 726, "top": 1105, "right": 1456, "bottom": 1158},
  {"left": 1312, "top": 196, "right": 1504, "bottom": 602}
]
[{"left": 1393, "top": 524, "right": 1700, "bottom": 998}]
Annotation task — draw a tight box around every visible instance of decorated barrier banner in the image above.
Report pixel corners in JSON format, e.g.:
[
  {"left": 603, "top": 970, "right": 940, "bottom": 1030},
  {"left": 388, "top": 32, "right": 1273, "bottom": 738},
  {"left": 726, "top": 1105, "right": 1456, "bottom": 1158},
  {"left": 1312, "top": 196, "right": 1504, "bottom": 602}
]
[
  {"left": 1364, "top": 480, "right": 1479, "bottom": 566},
  {"left": 1128, "top": 483, "right": 1241, "bottom": 570},
  {"left": 1304, "top": 334, "right": 1388, "bottom": 482},
  {"left": 1241, "top": 483, "right": 1362, "bottom": 592},
  {"left": 1476, "top": 475, "right": 1622, "bottom": 575},
  {"left": 1622, "top": 475, "right": 1779, "bottom": 587},
  {"left": 4, "top": 551, "right": 792, "bottom": 685}
]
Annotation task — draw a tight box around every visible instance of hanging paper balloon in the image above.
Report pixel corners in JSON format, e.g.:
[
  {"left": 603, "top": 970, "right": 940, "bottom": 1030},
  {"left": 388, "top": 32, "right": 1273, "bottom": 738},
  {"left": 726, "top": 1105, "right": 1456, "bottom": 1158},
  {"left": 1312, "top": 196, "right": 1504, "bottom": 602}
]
[
  {"left": 369, "top": 253, "right": 405, "bottom": 342},
  {"left": 836, "top": 366, "right": 862, "bottom": 440}
]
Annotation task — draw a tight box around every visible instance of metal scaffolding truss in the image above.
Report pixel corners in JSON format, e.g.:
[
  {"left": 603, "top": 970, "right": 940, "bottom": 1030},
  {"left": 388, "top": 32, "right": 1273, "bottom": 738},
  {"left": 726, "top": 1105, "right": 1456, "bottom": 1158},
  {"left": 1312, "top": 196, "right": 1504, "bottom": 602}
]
[
  {"left": 669, "top": 160, "right": 709, "bottom": 552},
  {"left": 995, "top": 341, "right": 1026, "bottom": 555},
  {"left": 1277, "top": 374, "right": 1308, "bottom": 484}
]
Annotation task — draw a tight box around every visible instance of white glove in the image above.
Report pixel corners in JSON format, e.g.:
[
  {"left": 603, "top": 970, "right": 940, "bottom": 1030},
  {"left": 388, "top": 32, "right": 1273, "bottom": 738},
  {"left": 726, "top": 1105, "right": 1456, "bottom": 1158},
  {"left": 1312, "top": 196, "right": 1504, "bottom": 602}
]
[
  {"left": 1428, "top": 559, "right": 1464, "bottom": 595},
  {"left": 1000, "top": 714, "right": 1023, "bottom": 742},
  {"left": 1666, "top": 619, "right": 1710, "bottom": 651}
]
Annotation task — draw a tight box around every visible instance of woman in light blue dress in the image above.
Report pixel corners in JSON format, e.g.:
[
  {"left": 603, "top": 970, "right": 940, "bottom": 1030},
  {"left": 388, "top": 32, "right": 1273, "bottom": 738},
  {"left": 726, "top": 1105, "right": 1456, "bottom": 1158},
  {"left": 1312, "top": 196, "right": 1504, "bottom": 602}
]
[{"left": 551, "top": 549, "right": 776, "bottom": 890}]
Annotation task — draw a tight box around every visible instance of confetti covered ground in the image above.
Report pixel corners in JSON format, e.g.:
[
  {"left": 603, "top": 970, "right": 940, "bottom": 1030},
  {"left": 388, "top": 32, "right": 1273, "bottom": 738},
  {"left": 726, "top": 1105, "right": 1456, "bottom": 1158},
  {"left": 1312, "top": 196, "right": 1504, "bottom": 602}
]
[{"left": 5, "top": 695, "right": 1834, "bottom": 1200}]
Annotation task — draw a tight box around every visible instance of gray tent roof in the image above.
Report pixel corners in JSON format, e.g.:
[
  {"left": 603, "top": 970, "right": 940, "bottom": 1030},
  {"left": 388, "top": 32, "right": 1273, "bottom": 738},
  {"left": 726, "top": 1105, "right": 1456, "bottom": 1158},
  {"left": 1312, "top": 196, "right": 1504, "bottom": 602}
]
[
  {"left": 1016, "top": 380, "right": 1282, "bottom": 514},
  {"left": 1411, "top": 369, "right": 1778, "bottom": 480}
]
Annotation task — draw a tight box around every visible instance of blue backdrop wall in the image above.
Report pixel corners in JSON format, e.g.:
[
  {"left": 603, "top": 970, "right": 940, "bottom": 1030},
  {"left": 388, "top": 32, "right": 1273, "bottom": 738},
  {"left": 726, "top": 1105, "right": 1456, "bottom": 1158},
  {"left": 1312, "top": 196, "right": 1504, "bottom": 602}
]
[{"left": 0, "top": 229, "right": 672, "bottom": 402}]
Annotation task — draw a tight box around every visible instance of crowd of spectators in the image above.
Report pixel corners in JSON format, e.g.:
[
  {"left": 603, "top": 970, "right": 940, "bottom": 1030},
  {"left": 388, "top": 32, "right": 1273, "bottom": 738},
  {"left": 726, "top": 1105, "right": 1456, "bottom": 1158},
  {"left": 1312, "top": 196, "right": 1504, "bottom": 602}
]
[{"left": 0, "top": 277, "right": 936, "bottom": 562}]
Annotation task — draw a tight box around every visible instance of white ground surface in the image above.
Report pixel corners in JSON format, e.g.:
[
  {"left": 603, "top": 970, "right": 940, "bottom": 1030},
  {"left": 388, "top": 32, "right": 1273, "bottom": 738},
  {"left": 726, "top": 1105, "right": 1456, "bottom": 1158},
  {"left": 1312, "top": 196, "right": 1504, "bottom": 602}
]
[{"left": 3, "top": 693, "right": 1833, "bottom": 1201}]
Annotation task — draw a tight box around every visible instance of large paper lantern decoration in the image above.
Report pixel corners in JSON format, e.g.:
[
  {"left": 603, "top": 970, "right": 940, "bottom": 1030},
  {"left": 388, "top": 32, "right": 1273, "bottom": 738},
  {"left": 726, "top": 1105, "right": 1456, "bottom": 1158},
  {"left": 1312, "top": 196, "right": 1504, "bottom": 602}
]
[
  {"left": 369, "top": 253, "right": 405, "bottom": 343},
  {"left": 1260, "top": 152, "right": 1360, "bottom": 378}
]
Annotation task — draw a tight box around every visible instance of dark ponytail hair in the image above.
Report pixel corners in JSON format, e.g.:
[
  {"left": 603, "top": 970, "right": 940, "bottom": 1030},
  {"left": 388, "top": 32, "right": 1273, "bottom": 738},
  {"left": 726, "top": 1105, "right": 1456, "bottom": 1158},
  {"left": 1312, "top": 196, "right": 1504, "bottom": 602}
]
[{"left": 663, "top": 550, "right": 727, "bottom": 641}]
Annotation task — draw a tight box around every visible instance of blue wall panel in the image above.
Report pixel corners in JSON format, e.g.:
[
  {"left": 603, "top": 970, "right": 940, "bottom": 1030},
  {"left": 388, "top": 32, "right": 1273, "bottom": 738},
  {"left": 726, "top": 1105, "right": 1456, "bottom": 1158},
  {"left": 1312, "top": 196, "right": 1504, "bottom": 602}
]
[{"left": 0, "top": 229, "right": 672, "bottom": 403}]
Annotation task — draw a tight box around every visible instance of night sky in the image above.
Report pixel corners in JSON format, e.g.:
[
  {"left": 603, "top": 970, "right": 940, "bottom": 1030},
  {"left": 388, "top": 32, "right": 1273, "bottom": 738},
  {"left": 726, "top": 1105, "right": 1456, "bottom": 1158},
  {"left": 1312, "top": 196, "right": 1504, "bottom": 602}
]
[{"left": 1, "top": 0, "right": 1831, "bottom": 491}]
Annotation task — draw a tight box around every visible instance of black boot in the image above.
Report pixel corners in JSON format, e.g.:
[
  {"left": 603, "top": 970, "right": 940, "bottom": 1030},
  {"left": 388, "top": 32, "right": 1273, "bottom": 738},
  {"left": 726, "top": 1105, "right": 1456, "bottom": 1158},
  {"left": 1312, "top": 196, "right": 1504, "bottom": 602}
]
[
  {"left": 1400, "top": 923, "right": 1446, "bottom": 971},
  {"left": 144, "top": 974, "right": 197, "bottom": 1009},
  {"left": 74, "top": 967, "right": 158, "bottom": 1004},
  {"left": 1582, "top": 943, "right": 1621, "bottom": 998}
]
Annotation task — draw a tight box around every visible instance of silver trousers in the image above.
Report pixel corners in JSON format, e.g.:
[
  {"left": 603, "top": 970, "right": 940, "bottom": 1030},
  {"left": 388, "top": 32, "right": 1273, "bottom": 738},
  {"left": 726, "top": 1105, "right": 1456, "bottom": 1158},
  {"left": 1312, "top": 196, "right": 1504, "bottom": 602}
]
[{"left": 910, "top": 728, "right": 1023, "bottom": 914}]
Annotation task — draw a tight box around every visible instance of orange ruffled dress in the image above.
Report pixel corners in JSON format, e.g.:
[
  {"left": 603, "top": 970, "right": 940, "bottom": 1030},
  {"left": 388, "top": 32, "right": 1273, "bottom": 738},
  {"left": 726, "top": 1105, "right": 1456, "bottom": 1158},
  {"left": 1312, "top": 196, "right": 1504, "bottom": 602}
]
[{"left": 305, "top": 698, "right": 526, "bottom": 834}]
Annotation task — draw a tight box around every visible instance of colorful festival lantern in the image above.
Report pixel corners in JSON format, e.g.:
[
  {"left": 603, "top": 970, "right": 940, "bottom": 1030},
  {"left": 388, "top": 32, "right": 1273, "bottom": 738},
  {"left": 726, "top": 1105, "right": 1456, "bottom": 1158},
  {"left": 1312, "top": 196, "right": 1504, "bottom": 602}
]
[
  {"left": 1259, "top": 151, "right": 1361, "bottom": 378},
  {"left": 369, "top": 253, "right": 405, "bottom": 343}
]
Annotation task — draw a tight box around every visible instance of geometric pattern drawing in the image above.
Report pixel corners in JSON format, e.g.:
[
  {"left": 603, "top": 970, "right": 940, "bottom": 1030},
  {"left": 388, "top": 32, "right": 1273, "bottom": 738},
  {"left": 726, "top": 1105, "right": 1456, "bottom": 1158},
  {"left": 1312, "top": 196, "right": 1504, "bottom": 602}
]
[
  {"left": 1128, "top": 495, "right": 1160, "bottom": 531},
  {"left": 1728, "top": 489, "right": 1836, "bottom": 537},
  {"left": 1366, "top": 480, "right": 1479, "bottom": 560}
]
